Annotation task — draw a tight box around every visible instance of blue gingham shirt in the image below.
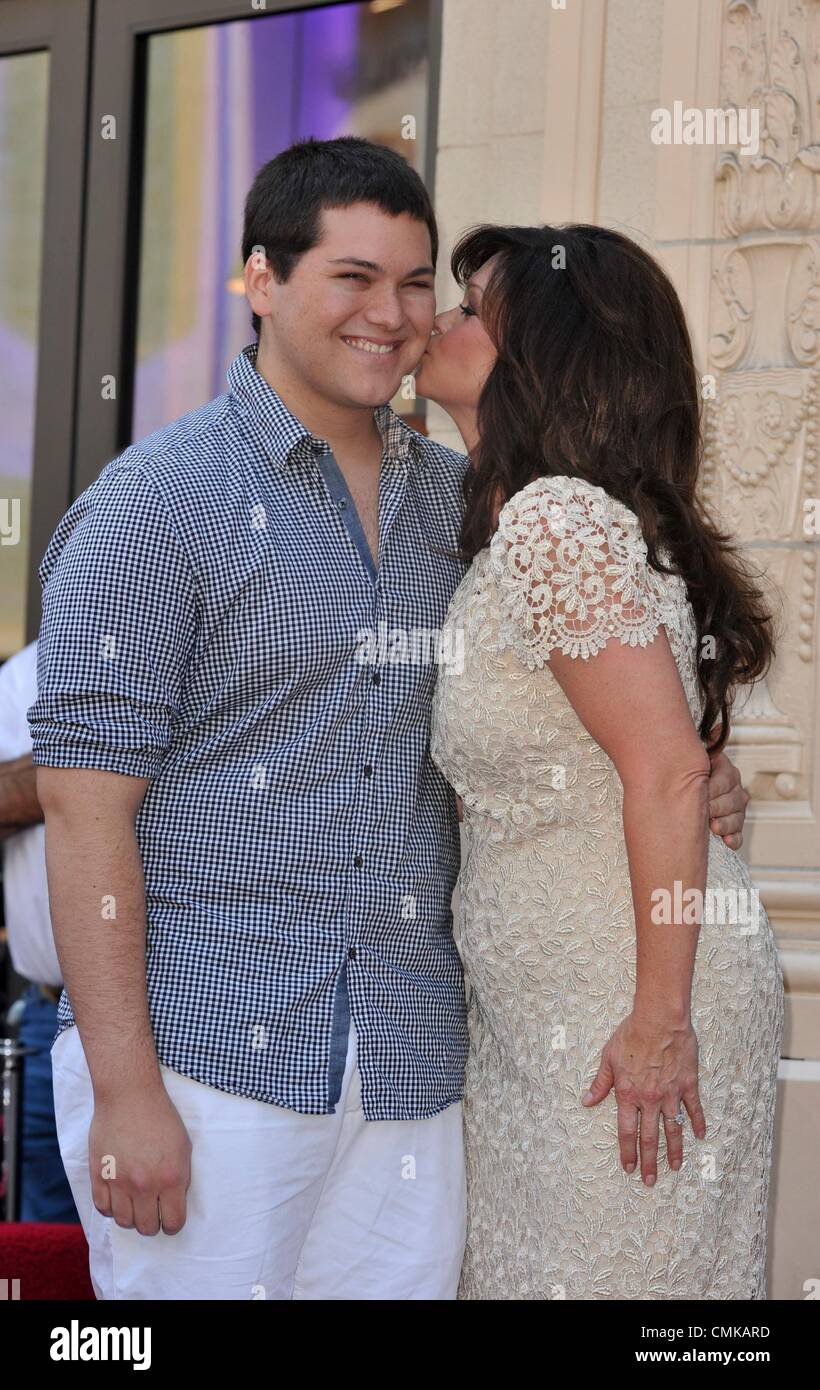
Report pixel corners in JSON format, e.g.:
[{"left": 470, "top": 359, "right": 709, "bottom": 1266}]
[{"left": 28, "top": 343, "right": 470, "bottom": 1121}]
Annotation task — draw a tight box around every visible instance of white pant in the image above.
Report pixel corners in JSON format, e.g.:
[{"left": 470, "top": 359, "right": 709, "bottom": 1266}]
[{"left": 51, "top": 1018, "right": 467, "bottom": 1300}]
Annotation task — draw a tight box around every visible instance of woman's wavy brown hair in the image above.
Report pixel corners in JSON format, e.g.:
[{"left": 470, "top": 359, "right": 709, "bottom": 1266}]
[{"left": 453, "top": 221, "right": 775, "bottom": 751}]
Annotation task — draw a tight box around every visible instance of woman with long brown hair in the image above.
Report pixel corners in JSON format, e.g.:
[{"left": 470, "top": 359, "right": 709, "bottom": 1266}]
[{"left": 415, "top": 222, "right": 784, "bottom": 1299}]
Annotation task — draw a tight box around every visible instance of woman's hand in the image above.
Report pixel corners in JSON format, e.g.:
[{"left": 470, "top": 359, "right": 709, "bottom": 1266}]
[{"left": 581, "top": 1012, "right": 707, "bottom": 1185}]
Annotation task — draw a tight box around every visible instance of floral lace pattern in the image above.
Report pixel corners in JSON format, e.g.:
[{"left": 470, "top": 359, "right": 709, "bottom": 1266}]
[
  {"left": 430, "top": 475, "right": 785, "bottom": 1301},
  {"left": 489, "top": 475, "right": 688, "bottom": 665}
]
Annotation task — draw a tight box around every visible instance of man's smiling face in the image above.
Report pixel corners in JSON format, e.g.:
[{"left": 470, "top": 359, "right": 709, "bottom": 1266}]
[{"left": 247, "top": 202, "right": 437, "bottom": 409}]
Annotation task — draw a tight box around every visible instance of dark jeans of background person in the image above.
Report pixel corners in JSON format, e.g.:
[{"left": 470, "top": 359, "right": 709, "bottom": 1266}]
[{"left": 19, "top": 984, "right": 79, "bottom": 1222}]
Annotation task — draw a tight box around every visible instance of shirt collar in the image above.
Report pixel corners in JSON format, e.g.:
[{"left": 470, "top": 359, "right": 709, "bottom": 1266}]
[{"left": 227, "top": 342, "right": 427, "bottom": 471}]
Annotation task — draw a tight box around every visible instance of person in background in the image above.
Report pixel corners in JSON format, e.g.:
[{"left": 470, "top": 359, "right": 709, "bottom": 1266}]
[{"left": 0, "top": 640, "right": 79, "bottom": 1223}]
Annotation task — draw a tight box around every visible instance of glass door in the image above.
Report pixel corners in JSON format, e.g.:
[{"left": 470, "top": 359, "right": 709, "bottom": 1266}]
[{"left": 0, "top": 0, "right": 91, "bottom": 654}]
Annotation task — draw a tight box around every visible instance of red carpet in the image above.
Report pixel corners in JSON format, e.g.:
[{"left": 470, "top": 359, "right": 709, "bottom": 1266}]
[{"left": 0, "top": 1223, "right": 95, "bottom": 1299}]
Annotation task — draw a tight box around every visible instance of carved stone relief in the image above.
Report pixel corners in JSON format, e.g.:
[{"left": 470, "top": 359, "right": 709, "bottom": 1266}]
[{"left": 706, "top": 0, "right": 820, "bottom": 807}]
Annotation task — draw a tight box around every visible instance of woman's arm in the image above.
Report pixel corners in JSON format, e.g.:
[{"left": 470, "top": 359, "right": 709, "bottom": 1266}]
[{"left": 546, "top": 626, "right": 710, "bottom": 1185}]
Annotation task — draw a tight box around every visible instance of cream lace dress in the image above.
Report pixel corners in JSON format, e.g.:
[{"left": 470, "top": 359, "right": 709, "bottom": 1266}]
[{"left": 429, "top": 474, "right": 785, "bottom": 1301}]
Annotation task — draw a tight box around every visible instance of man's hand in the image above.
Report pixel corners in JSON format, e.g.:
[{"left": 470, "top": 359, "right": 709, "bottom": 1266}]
[
  {"left": 707, "top": 749, "right": 749, "bottom": 850},
  {"left": 90, "top": 1082, "right": 192, "bottom": 1235}
]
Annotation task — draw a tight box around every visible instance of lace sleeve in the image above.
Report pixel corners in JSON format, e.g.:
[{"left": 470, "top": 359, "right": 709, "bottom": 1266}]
[{"left": 487, "top": 475, "right": 676, "bottom": 668}]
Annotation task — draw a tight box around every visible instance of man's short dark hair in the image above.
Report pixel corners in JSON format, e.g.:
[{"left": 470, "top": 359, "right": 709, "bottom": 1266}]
[{"left": 241, "top": 136, "right": 438, "bottom": 338}]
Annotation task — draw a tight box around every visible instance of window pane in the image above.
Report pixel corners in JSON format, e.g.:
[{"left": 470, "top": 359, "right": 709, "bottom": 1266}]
[
  {"left": 0, "top": 50, "right": 49, "bottom": 658},
  {"left": 132, "top": 0, "right": 431, "bottom": 442}
]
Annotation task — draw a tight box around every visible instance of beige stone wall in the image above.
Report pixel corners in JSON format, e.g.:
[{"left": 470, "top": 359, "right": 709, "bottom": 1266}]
[{"left": 431, "top": 0, "right": 819, "bottom": 1300}]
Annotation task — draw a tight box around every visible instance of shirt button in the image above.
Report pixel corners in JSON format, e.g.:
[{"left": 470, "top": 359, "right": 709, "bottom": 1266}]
[
  {"left": 337, "top": 497, "right": 348, "bottom": 510},
  {"left": 348, "top": 946, "right": 357, "bottom": 961},
  {"left": 353, "top": 854, "right": 363, "bottom": 868},
  {"left": 363, "top": 765, "right": 373, "bottom": 778}
]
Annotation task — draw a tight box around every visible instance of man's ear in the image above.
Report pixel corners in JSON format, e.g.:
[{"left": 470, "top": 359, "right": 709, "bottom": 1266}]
[{"left": 244, "top": 250, "right": 273, "bottom": 325}]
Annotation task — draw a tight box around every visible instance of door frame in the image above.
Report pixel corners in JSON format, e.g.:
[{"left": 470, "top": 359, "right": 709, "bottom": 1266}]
[{"left": 0, "top": 0, "right": 92, "bottom": 644}]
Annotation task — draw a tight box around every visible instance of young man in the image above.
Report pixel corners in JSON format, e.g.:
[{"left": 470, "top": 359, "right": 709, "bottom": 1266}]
[{"left": 28, "top": 137, "right": 749, "bottom": 1300}]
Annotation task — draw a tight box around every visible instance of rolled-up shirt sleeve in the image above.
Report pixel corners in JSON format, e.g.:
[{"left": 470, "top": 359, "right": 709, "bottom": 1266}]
[{"left": 27, "top": 455, "right": 198, "bottom": 778}]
